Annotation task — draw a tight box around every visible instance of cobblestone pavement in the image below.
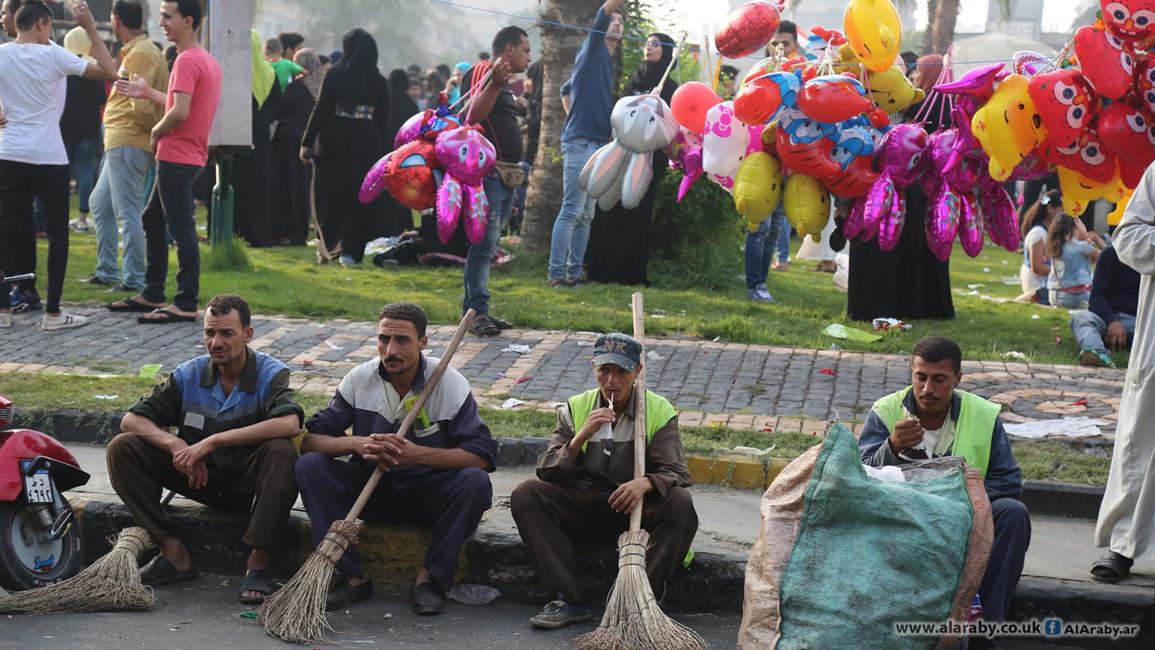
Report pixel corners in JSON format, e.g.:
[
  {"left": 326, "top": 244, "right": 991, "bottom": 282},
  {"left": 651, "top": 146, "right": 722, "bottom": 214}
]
[{"left": 0, "top": 306, "right": 1125, "bottom": 438}]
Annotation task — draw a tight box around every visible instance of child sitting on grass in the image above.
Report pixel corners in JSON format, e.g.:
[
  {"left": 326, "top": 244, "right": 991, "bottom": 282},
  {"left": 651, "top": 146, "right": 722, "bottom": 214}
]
[{"left": 1047, "top": 213, "right": 1105, "bottom": 309}]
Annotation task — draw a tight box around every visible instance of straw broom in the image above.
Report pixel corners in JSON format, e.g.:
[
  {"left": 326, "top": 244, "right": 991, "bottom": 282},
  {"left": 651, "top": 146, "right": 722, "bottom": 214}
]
[
  {"left": 574, "top": 293, "right": 705, "bottom": 650},
  {"left": 0, "top": 526, "right": 156, "bottom": 614},
  {"left": 259, "top": 309, "right": 476, "bottom": 643}
]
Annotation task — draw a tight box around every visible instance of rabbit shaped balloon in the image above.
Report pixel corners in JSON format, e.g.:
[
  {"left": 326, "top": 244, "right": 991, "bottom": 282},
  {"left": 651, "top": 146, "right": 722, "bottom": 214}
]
[
  {"left": 434, "top": 125, "right": 497, "bottom": 244},
  {"left": 580, "top": 94, "right": 680, "bottom": 210}
]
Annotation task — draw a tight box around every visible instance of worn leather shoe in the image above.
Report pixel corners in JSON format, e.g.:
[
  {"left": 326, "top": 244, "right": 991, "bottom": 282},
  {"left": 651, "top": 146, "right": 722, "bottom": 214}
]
[
  {"left": 326, "top": 577, "right": 373, "bottom": 611},
  {"left": 412, "top": 580, "right": 444, "bottom": 615}
]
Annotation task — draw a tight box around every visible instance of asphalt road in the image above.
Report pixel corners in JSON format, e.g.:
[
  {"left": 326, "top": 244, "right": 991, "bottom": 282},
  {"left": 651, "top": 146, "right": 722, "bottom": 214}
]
[
  {"left": 2, "top": 575, "right": 1134, "bottom": 649},
  {"left": 3, "top": 575, "right": 739, "bottom": 649}
]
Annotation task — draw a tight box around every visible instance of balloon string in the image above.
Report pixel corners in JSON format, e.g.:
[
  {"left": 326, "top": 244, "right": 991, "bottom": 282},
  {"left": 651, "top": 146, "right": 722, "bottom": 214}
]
[{"left": 653, "top": 33, "right": 689, "bottom": 96}]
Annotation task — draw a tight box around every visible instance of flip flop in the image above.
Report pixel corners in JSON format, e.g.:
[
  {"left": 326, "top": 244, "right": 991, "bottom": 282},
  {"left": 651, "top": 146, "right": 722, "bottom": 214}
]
[
  {"left": 108, "top": 296, "right": 160, "bottom": 312},
  {"left": 238, "top": 568, "right": 278, "bottom": 604},
  {"left": 1090, "top": 550, "right": 1133, "bottom": 583},
  {"left": 139, "top": 554, "right": 198, "bottom": 587},
  {"left": 137, "top": 309, "right": 197, "bottom": 324}
]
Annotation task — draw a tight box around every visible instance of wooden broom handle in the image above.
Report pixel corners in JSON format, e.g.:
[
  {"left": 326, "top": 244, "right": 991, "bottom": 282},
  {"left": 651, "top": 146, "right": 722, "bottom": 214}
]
[
  {"left": 630, "top": 292, "right": 647, "bottom": 533},
  {"left": 343, "top": 309, "right": 477, "bottom": 524}
]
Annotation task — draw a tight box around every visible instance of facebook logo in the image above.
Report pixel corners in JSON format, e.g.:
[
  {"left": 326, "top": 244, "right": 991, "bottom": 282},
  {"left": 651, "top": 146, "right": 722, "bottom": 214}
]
[{"left": 1044, "top": 618, "right": 1062, "bottom": 637}]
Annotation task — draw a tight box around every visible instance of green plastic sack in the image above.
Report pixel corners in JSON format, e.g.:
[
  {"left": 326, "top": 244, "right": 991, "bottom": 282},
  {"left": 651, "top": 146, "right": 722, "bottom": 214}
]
[{"left": 738, "top": 424, "right": 993, "bottom": 649}]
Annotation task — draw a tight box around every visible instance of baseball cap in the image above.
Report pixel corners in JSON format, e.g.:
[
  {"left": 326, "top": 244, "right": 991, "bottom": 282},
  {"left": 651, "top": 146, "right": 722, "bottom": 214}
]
[{"left": 592, "top": 333, "right": 642, "bottom": 371}]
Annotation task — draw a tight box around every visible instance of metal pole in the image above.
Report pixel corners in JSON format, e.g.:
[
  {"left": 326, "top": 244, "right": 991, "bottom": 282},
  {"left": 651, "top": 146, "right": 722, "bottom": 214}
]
[{"left": 210, "top": 153, "right": 234, "bottom": 247}]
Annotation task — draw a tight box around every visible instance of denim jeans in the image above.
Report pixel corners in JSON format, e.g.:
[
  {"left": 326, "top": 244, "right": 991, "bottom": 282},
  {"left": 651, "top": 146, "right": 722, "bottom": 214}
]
[
  {"left": 745, "top": 206, "right": 784, "bottom": 290},
  {"left": 463, "top": 175, "right": 516, "bottom": 316},
  {"left": 548, "top": 137, "right": 604, "bottom": 282},
  {"left": 775, "top": 212, "right": 791, "bottom": 262},
  {"left": 0, "top": 161, "right": 71, "bottom": 312},
  {"left": 1049, "top": 289, "right": 1089, "bottom": 310},
  {"left": 142, "top": 161, "right": 202, "bottom": 312},
  {"left": 1070, "top": 310, "right": 1136, "bottom": 355},
  {"left": 91, "top": 146, "right": 152, "bottom": 288},
  {"left": 66, "top": 136, "right": 100, "bottom": 214}
]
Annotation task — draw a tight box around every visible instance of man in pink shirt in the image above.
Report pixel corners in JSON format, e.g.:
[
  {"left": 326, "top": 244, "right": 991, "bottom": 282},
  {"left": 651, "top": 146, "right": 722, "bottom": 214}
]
[{"left": 108, "top": 0, "right": 221, "bottom": 324}]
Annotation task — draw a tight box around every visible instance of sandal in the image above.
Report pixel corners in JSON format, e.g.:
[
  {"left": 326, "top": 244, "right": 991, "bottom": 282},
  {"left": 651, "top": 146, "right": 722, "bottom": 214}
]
[
  {"left": 108, "top": 296, "right": 161, "bottom": 312},
  {"left": 238, "top": 568, "right": 278, "bottom": 604},
  {"left": 139, "top": 554, "right": 198, "bottom": 587},
  {"left": 137, "top": 309, "right": 197, "bottom": 324},
  {"left": 1090, "top": 550, "right": 1134, "bottom": 583}
]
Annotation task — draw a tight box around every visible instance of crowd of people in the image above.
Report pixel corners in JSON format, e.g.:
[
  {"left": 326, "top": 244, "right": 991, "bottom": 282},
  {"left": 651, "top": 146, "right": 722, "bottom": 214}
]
[{"left": 0, "top": 0, "right": 1141, "bottom": 350}]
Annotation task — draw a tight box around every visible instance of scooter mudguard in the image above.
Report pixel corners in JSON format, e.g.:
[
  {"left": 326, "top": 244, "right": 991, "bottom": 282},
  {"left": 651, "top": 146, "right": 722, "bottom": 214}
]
[{"left": 0, "top": 429, "right": 90, "bottom": 500}]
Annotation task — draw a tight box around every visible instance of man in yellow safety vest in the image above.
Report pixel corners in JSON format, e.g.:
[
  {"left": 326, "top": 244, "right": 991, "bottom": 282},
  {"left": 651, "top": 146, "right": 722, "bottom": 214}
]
[
  {"left": 510, "top": 333, "right": 698, "bottom": 630},
  {"left": 858, "top": 336, "right": 1031, "bottom": 629}
]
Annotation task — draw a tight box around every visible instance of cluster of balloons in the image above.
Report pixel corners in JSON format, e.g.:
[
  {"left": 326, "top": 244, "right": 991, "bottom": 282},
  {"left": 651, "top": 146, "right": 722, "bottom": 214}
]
[
  {"left": 360, "top": 96, "right": 498, "bottom": 245},
  {"left": 663, "top": 0, "right": 1155, "bottom": 261},
  {"left": 667, "top": 0, "right": 924, "bottom": 243}
]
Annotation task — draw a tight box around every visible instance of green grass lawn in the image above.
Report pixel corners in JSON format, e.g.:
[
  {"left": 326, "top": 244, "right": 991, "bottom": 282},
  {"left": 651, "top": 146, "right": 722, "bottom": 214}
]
[
  {"left": 36, "top": 201, "right": 1088, "bottom": 365},
  {"left": 0, "top": 372, "right": 1111, "bottom": 486}
]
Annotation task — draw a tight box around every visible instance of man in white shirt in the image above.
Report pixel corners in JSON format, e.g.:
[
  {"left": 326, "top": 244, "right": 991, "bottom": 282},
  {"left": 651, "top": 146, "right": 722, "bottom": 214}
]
[{"left": 0, "top": 0, "right": 118, "bottom": 330}]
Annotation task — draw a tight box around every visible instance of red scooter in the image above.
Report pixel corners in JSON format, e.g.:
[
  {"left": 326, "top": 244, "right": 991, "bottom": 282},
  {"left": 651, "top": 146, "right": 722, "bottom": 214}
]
[{"left": 0, "top": 272, "right": 89, "bottom": 590}]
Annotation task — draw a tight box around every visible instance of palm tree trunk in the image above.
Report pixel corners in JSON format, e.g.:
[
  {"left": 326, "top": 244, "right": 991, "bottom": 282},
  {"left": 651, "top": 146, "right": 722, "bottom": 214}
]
[
  {"left": 925, "top": 0, "right": 961, "bottom": 55},
  {"left": 521, "top": 0, "right": 599, "bottom": 252}
]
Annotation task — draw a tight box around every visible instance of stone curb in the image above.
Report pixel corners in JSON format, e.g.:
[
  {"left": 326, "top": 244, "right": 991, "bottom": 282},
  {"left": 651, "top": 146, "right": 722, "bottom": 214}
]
[
  {"left": 15, "top": 408, "right": 1107, "bottom": 519},
  {"left": 68, "top": 495, "right": 1153, "bottom": 635}
]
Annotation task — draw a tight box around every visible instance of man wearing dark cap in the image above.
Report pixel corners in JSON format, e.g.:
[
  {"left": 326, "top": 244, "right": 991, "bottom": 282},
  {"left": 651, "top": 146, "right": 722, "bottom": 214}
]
[{"left": 510, "top": 333, "right": 698, "bottom": 630}]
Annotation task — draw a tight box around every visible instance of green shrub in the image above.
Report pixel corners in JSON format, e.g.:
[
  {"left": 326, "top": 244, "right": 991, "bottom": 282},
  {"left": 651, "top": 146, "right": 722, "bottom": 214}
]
[{"left": 650, "top": 173, "right": 745, "bottom": 291}]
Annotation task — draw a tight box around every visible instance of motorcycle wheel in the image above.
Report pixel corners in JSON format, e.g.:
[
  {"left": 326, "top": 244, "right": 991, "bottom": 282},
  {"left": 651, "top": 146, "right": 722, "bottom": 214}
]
[{"left": 0, "top": 497, "right": 83, "bottom": 591}]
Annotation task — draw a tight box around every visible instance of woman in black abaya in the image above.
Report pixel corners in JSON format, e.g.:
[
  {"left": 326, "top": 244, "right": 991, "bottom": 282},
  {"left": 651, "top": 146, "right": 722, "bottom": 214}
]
[
  {"left": 301, "top": 29, "right": 390, "bottom": 265},
  {"left": 846, "top": 54, "right": 954, "bottom": 321},
  {"left": 584, "top": 33, "right": 678, "bottom": 286}
]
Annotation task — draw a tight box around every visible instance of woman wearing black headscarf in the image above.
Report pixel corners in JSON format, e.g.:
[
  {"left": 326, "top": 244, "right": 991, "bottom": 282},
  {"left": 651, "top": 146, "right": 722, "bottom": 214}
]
[
  {"left": 584, "top": 33, "right": 678, "bottom": 286},
  {"left": 272, "top": 48, "right": 325, "bottom": 245},
  {"left": 301, "top": 29, "right": 390, "bottom": 265},
  {"left": 373, "top": 68, "right": 421, "bottom": 238}
]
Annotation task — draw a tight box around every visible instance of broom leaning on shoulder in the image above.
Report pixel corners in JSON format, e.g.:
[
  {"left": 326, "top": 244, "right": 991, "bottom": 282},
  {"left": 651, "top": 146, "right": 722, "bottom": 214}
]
[
  {"left": 574, "top": 292, "right": 705, "bottom": 650},
  {"left": 259, "top": 309, "right": 476, "bottom": 643}
]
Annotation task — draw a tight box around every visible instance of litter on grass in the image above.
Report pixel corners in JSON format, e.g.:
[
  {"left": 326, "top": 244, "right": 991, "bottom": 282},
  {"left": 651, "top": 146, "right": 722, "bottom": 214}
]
[
  {"left": 1004, "top": 417, "right": 1105, "bottom": 440},
  {"left": 138, "top": 363, "right": 162, "bottom": 380},
  {"left": 872, "top": 318, "right": 912, "bottom": 332},
  {"left": 1002, "top": 351, "right": 1031, "bottom": 362},
  {"left": 822, "top": 323, "right": 882, "bottom": 343},
  {"left": 92, "top": 394, "right": 119, "bottom": 400},
  {"left": 499, "top": 398, "right": 526, "bottom": 410}
]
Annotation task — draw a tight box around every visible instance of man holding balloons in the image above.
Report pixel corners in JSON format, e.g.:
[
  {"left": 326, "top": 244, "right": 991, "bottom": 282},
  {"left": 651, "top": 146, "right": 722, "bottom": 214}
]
[{"left": 548, "top": 0, "right": 625, "bottom": 288}]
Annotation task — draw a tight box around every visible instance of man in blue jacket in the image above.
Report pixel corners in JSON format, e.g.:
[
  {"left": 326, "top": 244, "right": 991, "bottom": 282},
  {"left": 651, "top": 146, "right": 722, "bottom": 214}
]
[
  {"left": 1070, "top": 246, "right": 1140, "bottom": 368},
  {"left": 858, "top": 336, "right": 1031, "bottom": 625},
  {"left": 547, "top": 0, "right": 624, "bottom": 287}
]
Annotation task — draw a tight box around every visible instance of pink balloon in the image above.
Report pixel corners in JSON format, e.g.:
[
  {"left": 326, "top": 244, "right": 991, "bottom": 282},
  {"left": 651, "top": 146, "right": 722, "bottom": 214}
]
[
  {"left": 1008, "top": 153, "right": 1052, "bottom": 182},
  {"left": 959, "top": 191, "right": 985, "bottom": 257},
  {"left": 359, "top": 153, "right": 392, "bottom": 204},
  {"left": 934, "top": 63, "right": 1006, "bottom": 101},
  {"left": 877, "top": 188, "right": 907, "bottom": 252},
  {"left": 394, "top": 112, "right": 427, "bottom": 148},
  {"left": 926, "top": 185, "right": 961, "bottom": 262},
  {"left": 875, "top": 124, "right": 928, "bottom": 188},
  {"left": 979, "top": 182, "right": 1020, "bottom": 251},
  {"left": 861, "top": 174, "right": 896, "bottom": 241},
  {"left": 843, "top": 197, "right": 866, "bottom": 240}
]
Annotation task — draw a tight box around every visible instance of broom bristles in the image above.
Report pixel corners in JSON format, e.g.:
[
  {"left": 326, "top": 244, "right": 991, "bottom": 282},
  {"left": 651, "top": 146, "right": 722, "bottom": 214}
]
[
  {"left": 258, "top": 519, "right": 358, "bottom": 644},
  {"left": 0, "top": 526, "right": 155, "bottom": 614},
  {"left": 574, "top": 529, "right": 707, "bottom": 650}
]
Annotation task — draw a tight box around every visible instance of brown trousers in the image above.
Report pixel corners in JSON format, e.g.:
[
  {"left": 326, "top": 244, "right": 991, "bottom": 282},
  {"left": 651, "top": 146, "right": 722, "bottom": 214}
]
[
  {"left": 510, "top": 478, "right": 698, "bottom": 603},
  {"left": 106, "top": 432, "right": 298, "bottom": 549}
]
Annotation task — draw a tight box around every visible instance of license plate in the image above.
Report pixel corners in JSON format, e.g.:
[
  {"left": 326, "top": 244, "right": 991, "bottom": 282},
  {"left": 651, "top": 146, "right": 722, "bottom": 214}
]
[{"left": 20, "top": 461, "right": 54, "bottom": 504}]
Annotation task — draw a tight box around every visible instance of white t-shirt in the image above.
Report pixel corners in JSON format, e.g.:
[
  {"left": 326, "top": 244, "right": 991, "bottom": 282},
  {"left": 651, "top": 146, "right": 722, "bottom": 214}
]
[
  {"left": 0, "top": 41, "right": 88, "bottom": 165},
  {"left": 1019, "top": 224, "right": 1049, "bottom": 293}
]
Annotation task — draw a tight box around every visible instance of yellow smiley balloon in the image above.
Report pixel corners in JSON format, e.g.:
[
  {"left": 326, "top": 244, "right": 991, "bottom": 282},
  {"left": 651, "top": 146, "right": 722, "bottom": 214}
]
[
  {"left": 1108, "top": 187, "right": 1134, "bottom": 227},
  {"left": 843, "top": 0, "right": 903, "bottom": 73},
  {"left": 971, "top": 74, "right": 1047, "bottom": 182},
  {"left": 783, "top": 173, "right": 832, "bottom": 240},
  {"left": 1057, "top": 163, "right": 1127, "bottom": 215},
  {"left": 734, "top": 152, "right": 785, "bottom": 230},
  {"left": 867, "top": 66, "right": 926, "bottom": 114}
]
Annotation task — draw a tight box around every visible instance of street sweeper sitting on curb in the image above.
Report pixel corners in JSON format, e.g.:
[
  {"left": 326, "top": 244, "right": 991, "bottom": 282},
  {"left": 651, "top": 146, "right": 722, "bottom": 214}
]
[
  {"left": 294, "top": 302, "right": 497, "bottom": 616},
  {"left": 857, "top": 335, "right": 1031, "bottom": 631},
  {"left": 107, "top": 294, "right": 304, "bottom": 605},
  {"left": 510, "top": 333, "right": 699, "bottom": 630}
]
